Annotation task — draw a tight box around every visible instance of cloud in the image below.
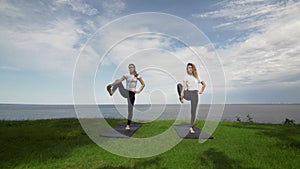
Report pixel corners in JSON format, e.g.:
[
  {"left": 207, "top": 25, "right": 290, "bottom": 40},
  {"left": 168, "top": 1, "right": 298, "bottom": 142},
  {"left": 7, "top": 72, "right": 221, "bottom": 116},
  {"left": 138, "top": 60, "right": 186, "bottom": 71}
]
[
  {"left": 0, "top": 0, "right": 127, "bottom": 76},
  {"left": 194, "top": 0, "right": 300, "bottom": 91},
  {"left": 101, "top": 0, "right": 126, "bottom": 17},
  {"left": 0, "top": 18, "right": 79, "bottom": 75},
  {"left": 192, "top": 0, "right": 290, "bottom": 31},
  {"left": 55, "top": 0, "right": 99, "bottom": 16},
  {"left": 0, "top": 66, "right": 20, "bottom": 71},
  {"left": 0, "top": 0, "right": 22, "bottom": 17}
]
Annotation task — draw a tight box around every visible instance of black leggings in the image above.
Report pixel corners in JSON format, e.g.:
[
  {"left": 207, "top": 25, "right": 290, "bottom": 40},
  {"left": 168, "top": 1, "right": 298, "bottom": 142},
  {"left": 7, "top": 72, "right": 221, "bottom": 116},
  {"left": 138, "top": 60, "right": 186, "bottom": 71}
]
[
  {"left": 177, "top": 83, "right": 198, "bottom": 127},
  {"left": 112, "top": 83, "right": 135, "bottom": 125}
]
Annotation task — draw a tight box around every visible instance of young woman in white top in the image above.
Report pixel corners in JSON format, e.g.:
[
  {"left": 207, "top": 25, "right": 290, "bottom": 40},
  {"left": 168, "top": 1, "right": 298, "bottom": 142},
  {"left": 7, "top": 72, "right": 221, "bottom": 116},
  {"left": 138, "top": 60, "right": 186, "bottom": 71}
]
[
  {"left": 106, "top": 64, "right": 145, "bottom": 130},
  {"left": 177, "top": 63, "right": 206, "bottom": 134}
]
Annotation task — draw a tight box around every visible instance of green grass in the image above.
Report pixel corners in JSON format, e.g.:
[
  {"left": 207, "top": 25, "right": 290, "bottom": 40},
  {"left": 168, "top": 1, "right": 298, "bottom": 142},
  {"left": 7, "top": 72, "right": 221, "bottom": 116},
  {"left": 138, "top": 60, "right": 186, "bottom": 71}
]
[{"left": 0, "top": 118, "right": 299, "bottom": 169}]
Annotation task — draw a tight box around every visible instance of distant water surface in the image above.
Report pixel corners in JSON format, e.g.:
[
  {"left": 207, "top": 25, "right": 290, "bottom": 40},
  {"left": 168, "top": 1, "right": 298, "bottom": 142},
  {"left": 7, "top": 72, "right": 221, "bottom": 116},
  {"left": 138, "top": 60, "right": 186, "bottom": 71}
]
[{"left": 0, "top": 104, "right": 299, "bottom": 124}]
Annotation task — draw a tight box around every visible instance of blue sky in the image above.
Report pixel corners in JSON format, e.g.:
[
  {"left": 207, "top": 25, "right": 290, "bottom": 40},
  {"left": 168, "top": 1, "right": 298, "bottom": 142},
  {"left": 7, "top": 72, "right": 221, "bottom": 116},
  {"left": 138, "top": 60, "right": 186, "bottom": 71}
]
[{"left": 1, "top": 0, "right": 300, "bottom": 104}]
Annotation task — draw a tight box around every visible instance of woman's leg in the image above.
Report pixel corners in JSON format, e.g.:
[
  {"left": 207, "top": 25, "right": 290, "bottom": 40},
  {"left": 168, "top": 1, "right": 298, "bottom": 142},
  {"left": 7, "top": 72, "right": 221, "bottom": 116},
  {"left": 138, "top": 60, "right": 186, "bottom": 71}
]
[
  {"left": 190, "top": 92, "right": 199, "bottom": 128},
  {"left": 112, "top": 83, "right": 129, "bottom": 98},
  {"left": 177, "top": 83, "right": 191, "bottom": 100},
  {"left": 127, "top": 91, "right": 135, "bottom": 126},
  {"left": 177, "top": 83, "right": 182, "bottom": 97}
]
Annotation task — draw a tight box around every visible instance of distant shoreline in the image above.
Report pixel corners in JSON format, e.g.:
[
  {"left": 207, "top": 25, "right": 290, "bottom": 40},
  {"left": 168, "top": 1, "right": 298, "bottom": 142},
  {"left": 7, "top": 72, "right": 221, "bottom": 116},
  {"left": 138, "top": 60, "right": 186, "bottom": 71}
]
[
  {"left": 0, "top": 117, "right": 299, "bottom": 125},
  {"left": 1, "top": 104, "right": 299, "bottom": 124},
  {"left": 1, "top": 103, "right": 300, "bottom": 105}
]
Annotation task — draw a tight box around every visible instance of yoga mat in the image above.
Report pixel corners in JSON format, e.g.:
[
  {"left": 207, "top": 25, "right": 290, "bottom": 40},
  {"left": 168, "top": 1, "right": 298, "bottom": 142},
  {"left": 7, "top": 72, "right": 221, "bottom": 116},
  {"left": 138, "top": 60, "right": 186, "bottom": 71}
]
[
  {"left": 173, "top": 124, "right": 214, "bottom": 139},
  {"left": 100, "top": 123, "right": 142, "bottom": 138}
]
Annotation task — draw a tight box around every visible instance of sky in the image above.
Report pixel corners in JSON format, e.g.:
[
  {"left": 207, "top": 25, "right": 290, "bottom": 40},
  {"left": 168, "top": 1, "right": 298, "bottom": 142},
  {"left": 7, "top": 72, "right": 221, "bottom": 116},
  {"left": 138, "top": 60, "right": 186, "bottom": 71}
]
[{"left": 0, "top": 0, "right": 300, "bottom": 104}]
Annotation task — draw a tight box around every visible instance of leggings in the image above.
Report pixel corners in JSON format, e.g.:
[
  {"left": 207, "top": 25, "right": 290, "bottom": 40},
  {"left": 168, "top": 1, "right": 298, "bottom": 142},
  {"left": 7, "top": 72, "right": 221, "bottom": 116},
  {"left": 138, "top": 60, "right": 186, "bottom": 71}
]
[
  {"left": 177, "top": 83, "right": 198, "bottom": 127},
  {"left": 112, "top": 83, "right": 135, "bottom": 125}
]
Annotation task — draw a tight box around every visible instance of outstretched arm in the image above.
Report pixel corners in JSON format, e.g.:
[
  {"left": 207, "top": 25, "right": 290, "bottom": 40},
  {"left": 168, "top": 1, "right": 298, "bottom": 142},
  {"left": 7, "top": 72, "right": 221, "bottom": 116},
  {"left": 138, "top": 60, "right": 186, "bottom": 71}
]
[
  {"left": 111, "top": 76, "right": 126, "bottom": 86},
  {"left": 199, "top": 81, "right": 206, "bottom": 94},
  {"left": 135, "top": 77, "right": 145, "bottom": 94}
]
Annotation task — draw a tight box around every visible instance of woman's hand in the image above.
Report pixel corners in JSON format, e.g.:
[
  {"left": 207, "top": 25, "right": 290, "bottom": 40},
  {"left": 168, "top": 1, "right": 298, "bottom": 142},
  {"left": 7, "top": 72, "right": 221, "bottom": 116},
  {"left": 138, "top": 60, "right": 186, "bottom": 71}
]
[
  {"left": 199, "top": 81, "right": 206, "bottom": 94},
  {"left": 136, "top": 77, "right": 145, "bottom": 94}
]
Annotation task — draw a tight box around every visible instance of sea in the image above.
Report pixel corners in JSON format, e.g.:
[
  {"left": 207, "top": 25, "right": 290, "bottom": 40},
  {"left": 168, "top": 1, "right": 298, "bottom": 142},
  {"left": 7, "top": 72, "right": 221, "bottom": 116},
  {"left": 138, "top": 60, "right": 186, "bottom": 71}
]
[{"left": 0, "top": 104, "right": 299, "bottom": 124}]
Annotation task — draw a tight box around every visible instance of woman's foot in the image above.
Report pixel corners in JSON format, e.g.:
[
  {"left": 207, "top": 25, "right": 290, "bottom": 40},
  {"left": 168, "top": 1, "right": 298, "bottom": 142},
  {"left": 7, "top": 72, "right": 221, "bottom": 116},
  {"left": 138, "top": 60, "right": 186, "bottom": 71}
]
[
  {"left": 125, "top": 125, "right": 130, "bottom": 130},
  {"left": 106, "top": 84, "right": 113, "bottom": 96},
  {"left": 189, "top": 127, "right": 195, "bottom": 134},
  {"left": 179, "top": 97, "right": 184, "bottom": 103}
]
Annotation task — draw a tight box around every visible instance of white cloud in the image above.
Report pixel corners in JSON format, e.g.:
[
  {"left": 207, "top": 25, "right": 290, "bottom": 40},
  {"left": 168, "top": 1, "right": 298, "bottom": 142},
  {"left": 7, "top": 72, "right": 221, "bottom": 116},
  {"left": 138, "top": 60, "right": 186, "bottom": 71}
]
[
  {"left": 0, "top": 0, "right": 128, "bottom": 76},
  {"left": 0, "top": 66, "right": 20, "bottom": 71},
  {"left": 55, "top": 0, "right": 98, "bottom": 16},
  {"left": 199, "top": 0, "right": 300, "bottom": 91},
  {"left": 0, "top": 0, "right": 22, "bottom": 17},
  {"left": 101, "top": 0, "right": 126, "bottom": 17},
  {"left": 0, "top": 18, "right": 79, "bottom": 75},
  {"left": 193, "top": 0, "right": 290, "bottom": 31}
]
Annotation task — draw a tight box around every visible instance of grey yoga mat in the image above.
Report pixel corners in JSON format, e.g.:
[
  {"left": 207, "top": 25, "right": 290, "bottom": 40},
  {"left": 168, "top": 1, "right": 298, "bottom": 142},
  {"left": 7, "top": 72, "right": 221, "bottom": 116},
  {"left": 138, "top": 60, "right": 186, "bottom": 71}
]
[
  {"left": 173, "top": 124, "right": 214, "bottom": 139},
  {"left": 100, "top": 123, "right": 142, "bottom": 138}
]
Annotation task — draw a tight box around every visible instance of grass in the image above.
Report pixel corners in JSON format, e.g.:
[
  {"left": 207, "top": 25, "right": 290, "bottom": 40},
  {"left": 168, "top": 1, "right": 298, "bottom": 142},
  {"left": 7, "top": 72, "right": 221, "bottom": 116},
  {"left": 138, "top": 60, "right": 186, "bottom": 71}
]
[{"left": 0, "top": 118, "right": 299, "bottom": 169}]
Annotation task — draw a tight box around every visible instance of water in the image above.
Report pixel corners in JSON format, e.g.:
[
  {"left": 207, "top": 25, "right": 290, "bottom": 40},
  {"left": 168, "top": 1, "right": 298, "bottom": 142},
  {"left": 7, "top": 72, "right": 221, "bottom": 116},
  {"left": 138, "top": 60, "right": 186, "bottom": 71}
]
[{"left": 0, "top": 104, "right": 299, "bottom": 124}]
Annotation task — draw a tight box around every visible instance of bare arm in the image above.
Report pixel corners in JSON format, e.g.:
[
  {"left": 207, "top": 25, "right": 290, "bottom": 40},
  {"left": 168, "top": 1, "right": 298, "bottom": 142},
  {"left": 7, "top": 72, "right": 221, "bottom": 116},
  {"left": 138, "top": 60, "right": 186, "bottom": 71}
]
[
  {"left": 135, "top": 77, "right": 145, "bottom": 94},
  {"left": 111, "top": 76, "right": 126, "bottom": 86},
  {"left": 199, "top": 81, "right": 206, "bottom": 94}
]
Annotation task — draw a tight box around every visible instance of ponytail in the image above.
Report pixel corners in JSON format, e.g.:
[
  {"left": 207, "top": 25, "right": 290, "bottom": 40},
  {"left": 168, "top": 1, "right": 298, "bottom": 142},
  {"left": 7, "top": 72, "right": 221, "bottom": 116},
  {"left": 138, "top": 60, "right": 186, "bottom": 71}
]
[{"left": 134, "top": 70, "right": 139, "bottom": 77}]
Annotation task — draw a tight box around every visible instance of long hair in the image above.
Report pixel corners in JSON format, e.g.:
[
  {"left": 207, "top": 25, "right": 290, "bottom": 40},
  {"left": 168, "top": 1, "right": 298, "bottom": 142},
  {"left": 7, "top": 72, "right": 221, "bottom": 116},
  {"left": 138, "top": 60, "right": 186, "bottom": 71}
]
[
  {"left": 129, "top": 63, "right": 139, "bottom": 77},
  {"left": 186, "top": 63, "right": 199, "bottom": 80}
]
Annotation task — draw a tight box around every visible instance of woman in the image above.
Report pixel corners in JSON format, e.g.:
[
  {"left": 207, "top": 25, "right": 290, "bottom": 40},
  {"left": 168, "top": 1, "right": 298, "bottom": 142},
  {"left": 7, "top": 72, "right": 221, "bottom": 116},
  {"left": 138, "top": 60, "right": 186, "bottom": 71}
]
[
  {"left": 106, "top": 64, "right": 145, "bottom": 130},
  {"left": 177, "top": 63, "right": 206, "bottom": 134}
]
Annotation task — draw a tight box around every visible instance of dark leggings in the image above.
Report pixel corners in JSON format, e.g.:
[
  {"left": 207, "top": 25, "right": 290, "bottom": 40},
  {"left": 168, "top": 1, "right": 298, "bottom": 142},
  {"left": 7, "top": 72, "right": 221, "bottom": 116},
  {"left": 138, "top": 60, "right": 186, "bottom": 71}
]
[
  {"left": 177, "top": 83, "right": 198, "bottom": 127},
  {"left": 112, "top": 83, "right": 135, "bottom": 125}
]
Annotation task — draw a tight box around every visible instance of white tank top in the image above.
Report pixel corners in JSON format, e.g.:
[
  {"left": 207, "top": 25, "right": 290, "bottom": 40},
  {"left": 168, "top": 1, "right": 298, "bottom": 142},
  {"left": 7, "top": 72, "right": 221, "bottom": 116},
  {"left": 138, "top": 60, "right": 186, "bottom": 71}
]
[
  {"left": 124, "top": 74, "right": 141, "bottom": 91},
  {"left": 184, "top": 74, "right": 202, "bottom": 91}
]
